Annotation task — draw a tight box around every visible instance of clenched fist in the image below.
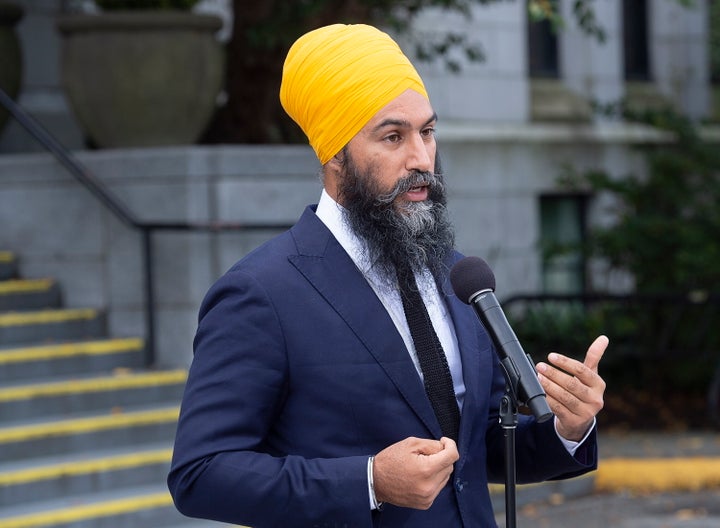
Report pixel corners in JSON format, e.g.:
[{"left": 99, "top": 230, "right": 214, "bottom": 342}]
[{"left": 373, "top": 436, "right": 459, "bottom": 510}]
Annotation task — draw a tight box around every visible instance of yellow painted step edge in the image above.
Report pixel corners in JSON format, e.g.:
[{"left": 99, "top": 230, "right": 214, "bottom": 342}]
[
  {"left": 595, "top": 457, "right": 720, "bottom": 493},
  {"left": 0, "top": 252, "right": 14, "bottom": 264},
  {"left": 0, "top": 309, "right": 98, "bottom": 327},
  {"left": 0, "top": 370, "right": 187, "bottom": 402},
  {"left": 487, "top": 457, "right": 720, "bottom": 495},
  {"left": 0, "top": 449, "right": 173, "bottom": 487},
  {"left": 0, "top": 338, "right": 144, "bottom": 364},
  {"left": 0, "top": 407, "right": 179, "bottom": 445},
  {"left": 0, "top": 492, "right": 173, "bottom": 528},
  {"left": 0, "top": 279, "right": 55, "bottom": 295}
]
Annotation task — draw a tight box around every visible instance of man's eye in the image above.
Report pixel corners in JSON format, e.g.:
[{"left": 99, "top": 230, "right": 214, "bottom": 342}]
[
  {"left": 421, "top": 127, "right": 436, "bottom": 138},
  {"left": 385, "top": 133, "right": 401, "bottom": 143}
]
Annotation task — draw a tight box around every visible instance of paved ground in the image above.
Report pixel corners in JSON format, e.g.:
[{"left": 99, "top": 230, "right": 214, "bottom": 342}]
[
  {"left": 492, "top": 430, "right": 720, "bottom": 528},
  {"left": 598, "top": 431, "right": 720, "bottom": 459},
  {"left": 507, "top": 488, "right": 720, "bottom": 527}
]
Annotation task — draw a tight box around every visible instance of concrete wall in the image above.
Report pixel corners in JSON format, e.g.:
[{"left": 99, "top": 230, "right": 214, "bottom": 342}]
[
  {"left": 409, "top": 0, "right": 710, "bottom": 124},
  {"left": 560, "top": 0, "right": 624, "bottom": 113},
  {"left": 0, "top": 145, "right": 320, "bottom": 367},
  {"left": 0, "top": 128, "right": 655, "bottom": 366},
  {"left": 410, "top": 2, "right": 530, "bottom": 122},
  {"left": 651, "top": 0, "right": 710, "bottom": 119}
]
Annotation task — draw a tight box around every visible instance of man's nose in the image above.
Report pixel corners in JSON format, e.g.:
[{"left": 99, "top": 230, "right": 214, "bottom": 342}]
[{"left": 406, "top": 135, "right": 434, "bottom": 173}]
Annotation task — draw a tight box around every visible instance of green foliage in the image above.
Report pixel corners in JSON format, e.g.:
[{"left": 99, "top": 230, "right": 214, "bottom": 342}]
[
  {"left": 508, "top": 294, "right": 719, "bottom": 398},
  {"left": 508, "top": 98, "right": 720, "bottom": 418},
  {"left": 519, "top": 103, "right": 720, "bottom": 407},
  {"left": 528, "top": 0, "right": 605, "bottom": 43},
  {"left": 560, "top": 104, "right": 720, "bottom": 293},
  {"left": 506, "top": 301, "right": 604, "bottom": 358},
  {"left": 238, "top": 0, "right": 506, "bottom": 73},
  {"left": 95, "top": 0, "right": 199, "bottom": 10}
]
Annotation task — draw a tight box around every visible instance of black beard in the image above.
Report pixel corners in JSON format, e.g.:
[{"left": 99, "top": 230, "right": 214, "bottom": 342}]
[{"left": 335, "top": 149, "right": 455, "bottom": 292}]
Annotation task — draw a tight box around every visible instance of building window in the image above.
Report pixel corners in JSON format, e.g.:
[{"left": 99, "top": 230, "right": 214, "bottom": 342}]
[
  {"left": 528, "top": 16, "right": 559, "bottom": 78},
  {"left": 623, "top": 0, "right": 651, "bottom": 81},
  {"left": 539, "top": 194, "right": 588, "bottom": 294}
]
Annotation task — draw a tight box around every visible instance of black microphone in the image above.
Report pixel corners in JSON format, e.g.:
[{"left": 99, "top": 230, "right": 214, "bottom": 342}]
[{"left": 450, "top": 256, "right": 553, "bottom": 423}]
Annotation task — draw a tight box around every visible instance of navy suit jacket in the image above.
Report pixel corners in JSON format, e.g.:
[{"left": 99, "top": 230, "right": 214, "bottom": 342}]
[{"left": 168, "top": 205, "right": 597, "bottom": 527}]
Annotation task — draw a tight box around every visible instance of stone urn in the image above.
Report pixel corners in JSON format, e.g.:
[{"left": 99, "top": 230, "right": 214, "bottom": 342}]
[
  {"left": 0, "top": 2, "right": 23, "bottom": 134},
  {"left": 56, "top": 11, "right": 224, "bottom": 148}
]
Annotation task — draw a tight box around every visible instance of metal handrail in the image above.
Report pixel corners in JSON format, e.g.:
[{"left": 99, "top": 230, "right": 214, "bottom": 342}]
[
  {"left": 503, "top": 291, "right": 720, "bottom": 305},
  {"left": 0, "top": 87, "right": 292, "bottom": 365},
  {"left": 502, "top": 290, "right": 720, "bottom": 354}
]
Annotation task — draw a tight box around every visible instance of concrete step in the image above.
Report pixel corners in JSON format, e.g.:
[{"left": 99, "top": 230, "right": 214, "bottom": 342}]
[
  {"left": 0, "top": 406, "right": 180, "bottom": 464},
  {"left": 0, "top": 308, "right": 106, "bottom": 346},
  {"left": 165, "top": 523, "right": 240, "bottom": 528},
  {"left": 0, "top": 338, "right": 145, "bottom": 381},
  {"left": 0, "top": 278, "right": 62, "bottom": 312},
  {"left": 0, "top": 253, "right": 17, "bottom": 281},
  {"left": 0, "top": 484, "right": 198, "bottom": 528},
  {"left": 0, "top": 369, "right": 187, "bottom": 421},
  {"left": 0, "top": 445, "right": 172, "bottom": 508},
  {"left": 0, "top": 252, "right": 207, "bottom": 527}
]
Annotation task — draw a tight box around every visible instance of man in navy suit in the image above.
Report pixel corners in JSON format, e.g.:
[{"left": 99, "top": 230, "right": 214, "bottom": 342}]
[{"left": 168, "top": 23, "right": 608, "bottom": 527}]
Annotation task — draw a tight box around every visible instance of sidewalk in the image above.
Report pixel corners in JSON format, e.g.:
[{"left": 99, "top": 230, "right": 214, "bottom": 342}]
[
  {"left": 595, "top": 430, "right": 720, "bottom": 493},
  {"left": 491, "top": 430, "right": 720, "bottom": 527}
]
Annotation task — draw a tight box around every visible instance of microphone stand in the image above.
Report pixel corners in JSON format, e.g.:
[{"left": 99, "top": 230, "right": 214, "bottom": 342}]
[
  {"left": 500, "top": 386, "right": 518, "bottom": 528},
  {"left": 498, "top": 359, "right": 520, "bottom": 528}
]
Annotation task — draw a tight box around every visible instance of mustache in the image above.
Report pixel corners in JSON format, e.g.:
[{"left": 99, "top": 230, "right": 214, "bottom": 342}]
[{"left": 375, "top": 170, "right": 444, "bottom": 205}]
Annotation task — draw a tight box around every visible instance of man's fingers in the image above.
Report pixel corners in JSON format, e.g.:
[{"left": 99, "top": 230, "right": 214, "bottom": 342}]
[
  {"left": 584, "top": 335, "right": 609, "bottom": 372},
  {"left": 535, "top": 336, "right": 608, "bottom": 442},
  {"left": 435, "top": 437, "right": 460, "bottom": 464},
  {"left": 541, "top": 334, "right": 608, "bottom": 377},
  {"left": 537, "top": 334, "right": 609, "bottom": 399},
  {"left": 373, "top": 436, "right": 459, "bottom": 509},
  {"left": 411, "top": 437, "right": 445, "bottom": 456}
]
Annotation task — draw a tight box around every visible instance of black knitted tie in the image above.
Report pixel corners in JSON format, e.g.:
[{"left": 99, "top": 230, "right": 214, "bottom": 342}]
[{"left": 397, "top": 268, "right": 460, "bottom": 441}]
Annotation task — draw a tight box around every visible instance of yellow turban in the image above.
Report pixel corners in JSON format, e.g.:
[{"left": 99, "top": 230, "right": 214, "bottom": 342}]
[{"left": 280, "top": 24, "right": 428, "bottom": 165}]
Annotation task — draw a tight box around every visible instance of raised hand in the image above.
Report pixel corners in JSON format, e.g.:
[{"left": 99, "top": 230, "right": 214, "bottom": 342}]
[{"left": 536, "top": 335, "right": 609, "bottom": 442}]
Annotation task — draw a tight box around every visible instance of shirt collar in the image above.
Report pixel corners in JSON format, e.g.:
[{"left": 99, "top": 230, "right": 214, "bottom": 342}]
[
  {"left": 315, "top": 190, "right": 440, "bottom": 295},
  {"left": 315, "top": 189, "right": 375, "bottom": 275}
]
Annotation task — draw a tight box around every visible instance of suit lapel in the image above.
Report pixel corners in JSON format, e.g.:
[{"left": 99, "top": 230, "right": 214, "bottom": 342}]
[
  {"left": 444, "top": 286, "right": 481, "bottom": 447},
  {"left": 439, "top": 254, "right": 493, "bottom": 451},
  {"left": 287, "top": 207, "right": 441, "bottom": 437}
]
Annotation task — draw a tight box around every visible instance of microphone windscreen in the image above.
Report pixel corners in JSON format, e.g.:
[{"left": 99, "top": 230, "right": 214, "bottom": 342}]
[{"left": 450, "top": 256, "right": 496, "bottom": 304}]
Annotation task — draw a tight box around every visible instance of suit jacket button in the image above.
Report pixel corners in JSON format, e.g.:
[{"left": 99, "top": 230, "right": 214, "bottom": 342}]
[{"left": 455, "top": 478, "right": 465, "bottom": 492}]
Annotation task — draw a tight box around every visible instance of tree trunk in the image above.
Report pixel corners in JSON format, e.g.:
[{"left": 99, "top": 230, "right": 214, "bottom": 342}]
[{"left": 202, "top": 0, "right": 372, "bottom": 144}]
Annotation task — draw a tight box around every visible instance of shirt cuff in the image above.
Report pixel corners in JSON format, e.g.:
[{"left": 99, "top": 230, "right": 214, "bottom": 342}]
[{"left": 555, "top": 416, "right": 596, "bottom": 456}]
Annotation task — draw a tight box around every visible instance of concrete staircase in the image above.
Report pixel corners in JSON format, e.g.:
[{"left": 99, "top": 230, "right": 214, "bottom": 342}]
[{"left": 0, "top": 251, "right": 227, "bottom": 528}]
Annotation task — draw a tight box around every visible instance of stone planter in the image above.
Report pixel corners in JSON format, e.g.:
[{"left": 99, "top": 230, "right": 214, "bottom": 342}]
[
  {"left": 0, "top": 2, "right": 23, "bottom": 134},
  {"left": 57, "top": 11, "right": 224, "bottom": 148}
]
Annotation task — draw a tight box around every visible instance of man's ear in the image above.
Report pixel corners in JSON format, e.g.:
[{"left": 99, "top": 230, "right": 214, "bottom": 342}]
[
  {"left": 329, "top": 148, "right": 345, "bottom": 167},
  {"left": 322, "top": 154, "right": 343, "bottom": 202}
]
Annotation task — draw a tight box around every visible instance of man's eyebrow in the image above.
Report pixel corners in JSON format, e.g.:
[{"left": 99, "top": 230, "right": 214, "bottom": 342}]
[{"left": 372, "top": 112, "right": 438, "bottom": 133}]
